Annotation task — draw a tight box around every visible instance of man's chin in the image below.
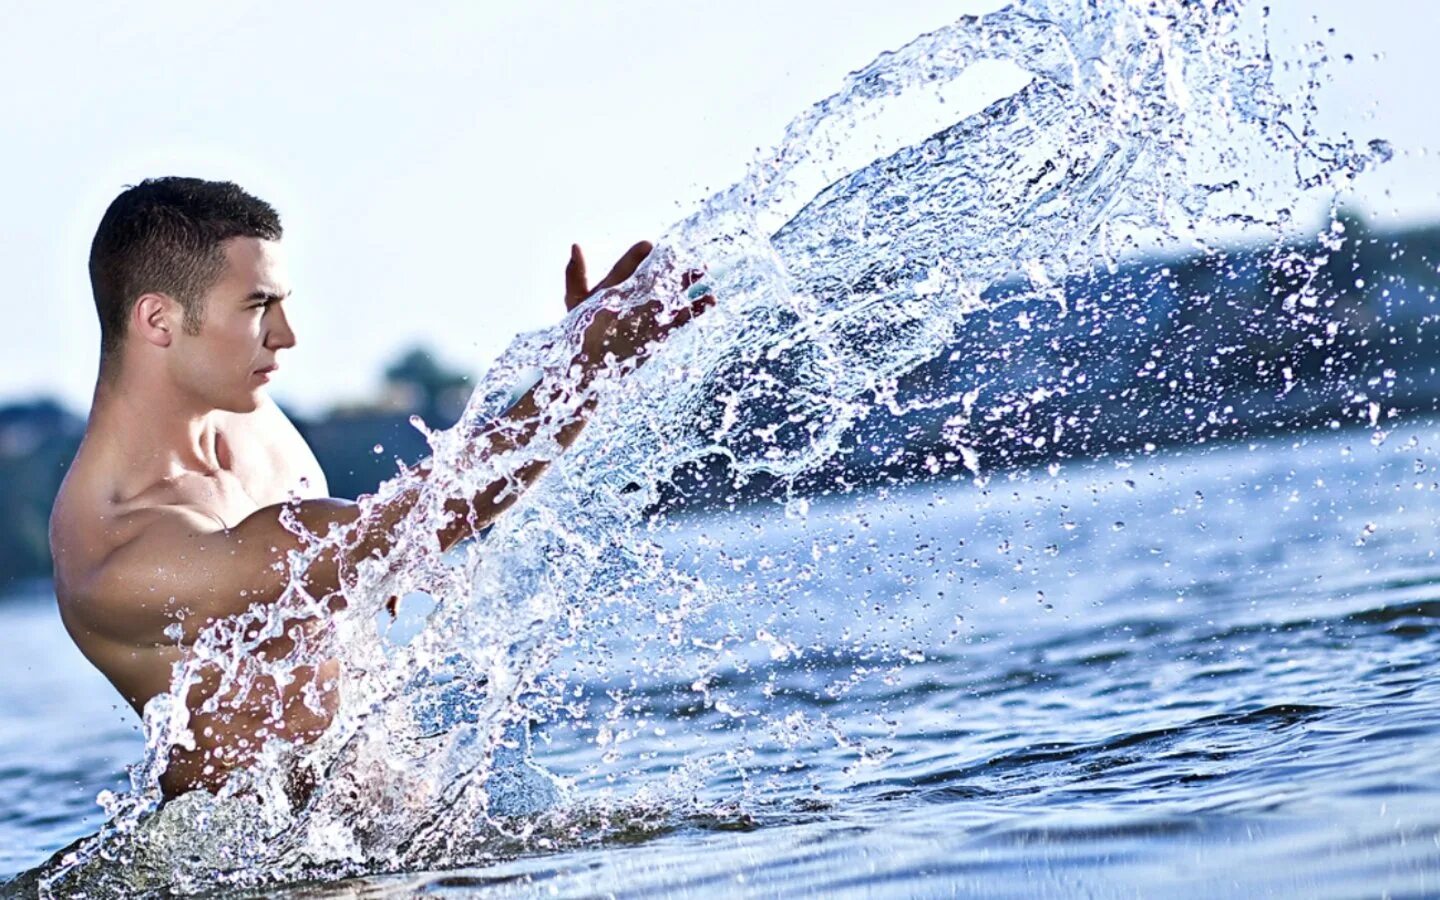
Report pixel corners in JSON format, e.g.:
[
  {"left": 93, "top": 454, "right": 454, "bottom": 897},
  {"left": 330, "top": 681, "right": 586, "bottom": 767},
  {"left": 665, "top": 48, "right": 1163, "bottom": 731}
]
[{"left": 218, "top": 389, "right": 266, "bottom": 414}]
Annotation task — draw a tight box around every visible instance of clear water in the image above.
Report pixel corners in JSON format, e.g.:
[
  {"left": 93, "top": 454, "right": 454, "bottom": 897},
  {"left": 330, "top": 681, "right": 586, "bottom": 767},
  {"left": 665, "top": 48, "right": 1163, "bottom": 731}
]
[{"left": 4, "top": 0, "right": 1429, "bottom": 895}]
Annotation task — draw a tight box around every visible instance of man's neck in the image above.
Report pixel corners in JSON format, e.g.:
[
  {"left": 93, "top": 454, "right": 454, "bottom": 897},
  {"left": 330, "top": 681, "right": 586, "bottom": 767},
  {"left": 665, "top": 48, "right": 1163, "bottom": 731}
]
[{"left": 89, "top": 363, "right": 226, "bottom": 484}]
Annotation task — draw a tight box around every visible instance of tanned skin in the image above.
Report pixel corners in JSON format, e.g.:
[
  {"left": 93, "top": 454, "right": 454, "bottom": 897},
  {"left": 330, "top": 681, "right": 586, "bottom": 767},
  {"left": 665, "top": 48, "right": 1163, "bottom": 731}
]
[{"left": 50, "top": 235, "right": 711, "bottom": 797}]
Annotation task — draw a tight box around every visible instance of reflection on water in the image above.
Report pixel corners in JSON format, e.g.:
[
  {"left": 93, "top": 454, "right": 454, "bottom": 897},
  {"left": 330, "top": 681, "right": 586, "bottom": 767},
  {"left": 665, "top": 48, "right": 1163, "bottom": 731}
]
[{"left": 5, "top": 0, "right": 1434, "bottom": 896}]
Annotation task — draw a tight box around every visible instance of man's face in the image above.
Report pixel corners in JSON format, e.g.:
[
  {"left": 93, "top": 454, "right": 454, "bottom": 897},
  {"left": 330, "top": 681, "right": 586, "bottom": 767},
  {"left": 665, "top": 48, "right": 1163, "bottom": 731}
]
[{"left": 169, "top": 237, "right": 296, "bottom": 414}]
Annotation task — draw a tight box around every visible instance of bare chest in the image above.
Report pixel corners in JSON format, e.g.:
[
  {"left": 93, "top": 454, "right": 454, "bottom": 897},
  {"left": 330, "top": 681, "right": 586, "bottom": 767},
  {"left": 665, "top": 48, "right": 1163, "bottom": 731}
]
[
  {"left": 174, "top": 468, "right": 284, "bottom": 529},
  {"left": 201, "top": 451, "right": 320, "bottom": 528}
]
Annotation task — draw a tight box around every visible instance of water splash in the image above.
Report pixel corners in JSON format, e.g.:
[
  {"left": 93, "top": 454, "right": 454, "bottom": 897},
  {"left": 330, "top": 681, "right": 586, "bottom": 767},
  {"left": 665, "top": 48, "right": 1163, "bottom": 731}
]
[{"left": 38, "top": 0, "right": 1385, "bottom": 894}]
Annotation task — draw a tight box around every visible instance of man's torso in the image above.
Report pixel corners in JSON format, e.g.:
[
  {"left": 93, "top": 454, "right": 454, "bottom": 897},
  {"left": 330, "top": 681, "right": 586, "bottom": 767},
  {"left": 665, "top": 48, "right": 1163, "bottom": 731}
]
[{"left": 50, "top": 398, "right": 333, "bottom": 793}]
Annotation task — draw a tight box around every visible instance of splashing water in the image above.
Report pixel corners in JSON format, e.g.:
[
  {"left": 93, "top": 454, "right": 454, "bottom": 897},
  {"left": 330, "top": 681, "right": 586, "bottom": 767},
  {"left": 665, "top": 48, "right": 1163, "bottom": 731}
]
[{"left": 38, "top": 1, "right": 1388, "bottom": 894}]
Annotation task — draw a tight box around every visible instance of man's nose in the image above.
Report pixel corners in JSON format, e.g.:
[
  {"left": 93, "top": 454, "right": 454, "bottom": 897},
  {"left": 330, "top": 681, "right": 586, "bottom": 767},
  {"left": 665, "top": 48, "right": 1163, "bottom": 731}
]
[{"left": 266, "top": 305, "right": 298, "bottom": 350}]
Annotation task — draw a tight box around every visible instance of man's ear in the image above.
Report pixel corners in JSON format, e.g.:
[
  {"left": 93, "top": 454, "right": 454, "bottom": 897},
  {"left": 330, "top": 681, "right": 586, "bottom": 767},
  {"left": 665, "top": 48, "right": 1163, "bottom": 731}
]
[{"left": 132, "top": 292, "right": 179, "bottom": 348}]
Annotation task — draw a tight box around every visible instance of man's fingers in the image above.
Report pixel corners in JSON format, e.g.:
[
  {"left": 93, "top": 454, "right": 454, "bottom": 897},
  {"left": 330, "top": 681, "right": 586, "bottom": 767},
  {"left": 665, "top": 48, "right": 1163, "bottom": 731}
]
[
  {"left": 594, "top": 240, "right": 654, "bottom": 292},
  {"left": 564, "top": 244, "right": 589, "bottom": 311}
]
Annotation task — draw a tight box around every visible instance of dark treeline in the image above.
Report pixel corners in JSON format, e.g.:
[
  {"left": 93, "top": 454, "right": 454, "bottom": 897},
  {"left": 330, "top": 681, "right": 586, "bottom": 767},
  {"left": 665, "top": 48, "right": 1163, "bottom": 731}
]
[{"left": 3, "top": 213, "right": 1438, "bottom": 583}]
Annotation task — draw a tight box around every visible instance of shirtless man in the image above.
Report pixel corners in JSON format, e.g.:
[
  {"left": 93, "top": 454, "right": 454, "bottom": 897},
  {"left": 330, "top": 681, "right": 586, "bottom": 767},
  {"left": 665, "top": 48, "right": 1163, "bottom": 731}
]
[{"left": 49, "top": 177, "right": 710, "bottom": 797}]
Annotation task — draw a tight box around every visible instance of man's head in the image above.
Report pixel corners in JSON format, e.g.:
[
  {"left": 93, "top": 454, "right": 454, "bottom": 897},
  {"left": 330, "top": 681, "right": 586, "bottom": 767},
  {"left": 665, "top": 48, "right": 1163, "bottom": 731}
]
[{"left": 90, "top": 178, "right": 295, "bottom": 411}]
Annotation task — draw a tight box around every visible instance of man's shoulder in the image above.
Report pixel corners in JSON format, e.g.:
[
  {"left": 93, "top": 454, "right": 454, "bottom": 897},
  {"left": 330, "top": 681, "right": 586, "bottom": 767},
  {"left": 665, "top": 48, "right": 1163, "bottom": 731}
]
[
  {"left": 53, "top": 498, "right": 223, "bottom": 659},
  {"left": 54, "top": 486, "right": 218, "bottom": 595},
  {"left": 53, "top": 440, "right": 207, "bottom": 578},
  {"left": 49, "top": 439, "right": 115, "bottom": 583}
]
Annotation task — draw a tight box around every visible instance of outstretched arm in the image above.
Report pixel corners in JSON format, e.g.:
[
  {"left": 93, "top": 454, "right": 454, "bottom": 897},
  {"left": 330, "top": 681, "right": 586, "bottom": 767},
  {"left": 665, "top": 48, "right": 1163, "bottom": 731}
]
[{"left": 365, "top": 240, "right": 712, "bottom": 554}]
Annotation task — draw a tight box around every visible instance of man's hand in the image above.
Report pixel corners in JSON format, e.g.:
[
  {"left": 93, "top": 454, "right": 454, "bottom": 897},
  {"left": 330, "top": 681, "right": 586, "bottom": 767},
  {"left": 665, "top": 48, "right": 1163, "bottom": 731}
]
[
  {"left": 564, "top": 241, "right": 715, "bottom": 372},
  {"left": 383, "top": 242, "right": 711, "bottom": 616}
]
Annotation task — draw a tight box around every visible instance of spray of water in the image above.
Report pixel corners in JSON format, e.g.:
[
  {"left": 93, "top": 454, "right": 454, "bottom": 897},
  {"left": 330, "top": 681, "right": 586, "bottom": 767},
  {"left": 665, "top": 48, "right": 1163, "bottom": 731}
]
[{"left": 38, "top": 1, "right": 1385, "bottom": 894}]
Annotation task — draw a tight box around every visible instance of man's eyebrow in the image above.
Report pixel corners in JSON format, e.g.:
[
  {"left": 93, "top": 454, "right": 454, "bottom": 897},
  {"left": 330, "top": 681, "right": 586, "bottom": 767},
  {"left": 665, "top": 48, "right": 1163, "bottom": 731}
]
[{"left": 244, "top": 289, "right": 293, "bottom": 303}]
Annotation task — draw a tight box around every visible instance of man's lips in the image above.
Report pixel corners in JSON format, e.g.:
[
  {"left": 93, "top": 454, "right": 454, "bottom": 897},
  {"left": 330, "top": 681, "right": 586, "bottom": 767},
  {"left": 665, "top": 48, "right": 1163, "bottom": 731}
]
[{"left": 254, "top": 364, "right": 279, "bottom": 375}]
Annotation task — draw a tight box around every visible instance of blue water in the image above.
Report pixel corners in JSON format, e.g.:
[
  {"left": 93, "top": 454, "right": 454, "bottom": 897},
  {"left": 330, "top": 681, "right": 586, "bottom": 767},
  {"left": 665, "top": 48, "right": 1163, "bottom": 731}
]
[{"left": 6, "top": 421, "right": 1440, "bottom": 896}]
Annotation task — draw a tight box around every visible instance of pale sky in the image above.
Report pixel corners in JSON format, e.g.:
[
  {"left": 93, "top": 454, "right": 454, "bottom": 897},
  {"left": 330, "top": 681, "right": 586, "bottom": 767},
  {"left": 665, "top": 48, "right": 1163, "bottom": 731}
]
[{"left": 2, "top": 1, "right": 1434, "bottom": 415}]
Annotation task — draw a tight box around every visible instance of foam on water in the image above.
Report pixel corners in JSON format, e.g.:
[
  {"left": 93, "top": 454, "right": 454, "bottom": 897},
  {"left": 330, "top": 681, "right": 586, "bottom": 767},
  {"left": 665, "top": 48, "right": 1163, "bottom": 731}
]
[{"left": 35, "top": 1, "right": 1387, "bottom": 894}]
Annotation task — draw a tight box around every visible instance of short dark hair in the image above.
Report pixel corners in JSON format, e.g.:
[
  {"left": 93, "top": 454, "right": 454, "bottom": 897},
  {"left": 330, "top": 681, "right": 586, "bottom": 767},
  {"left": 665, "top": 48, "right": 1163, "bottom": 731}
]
[{"left": 89, "top": 177, "right": 283, "bottom": 358}]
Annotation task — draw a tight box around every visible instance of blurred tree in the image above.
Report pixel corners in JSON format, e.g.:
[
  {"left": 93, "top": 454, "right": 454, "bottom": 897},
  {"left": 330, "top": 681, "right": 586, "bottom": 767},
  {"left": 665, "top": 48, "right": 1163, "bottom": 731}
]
[
  {"left": 0, "top": 401, "right": 82, "bottom": 586},
  {"left": 382, "top": 346, "right": 471, "bottom": 425}
]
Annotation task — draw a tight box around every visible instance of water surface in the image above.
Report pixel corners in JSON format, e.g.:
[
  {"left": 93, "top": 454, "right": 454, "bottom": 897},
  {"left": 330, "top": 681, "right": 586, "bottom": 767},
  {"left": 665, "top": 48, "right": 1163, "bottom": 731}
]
[{"left": 6, "top": 424, "right": 1440, "bottom": 896}]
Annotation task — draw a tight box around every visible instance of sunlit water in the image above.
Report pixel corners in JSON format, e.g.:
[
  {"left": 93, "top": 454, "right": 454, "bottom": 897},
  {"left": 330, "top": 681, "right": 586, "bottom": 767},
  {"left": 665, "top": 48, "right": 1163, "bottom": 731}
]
[{"left": 3, "top": 0, "right": 1429, "bottom": 895}]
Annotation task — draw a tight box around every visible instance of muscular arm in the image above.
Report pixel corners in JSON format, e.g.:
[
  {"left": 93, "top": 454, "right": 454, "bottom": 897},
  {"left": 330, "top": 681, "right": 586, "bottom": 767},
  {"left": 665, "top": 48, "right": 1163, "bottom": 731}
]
[{"left": 80, "top": 358, "right": 591, "bottom": 646}]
